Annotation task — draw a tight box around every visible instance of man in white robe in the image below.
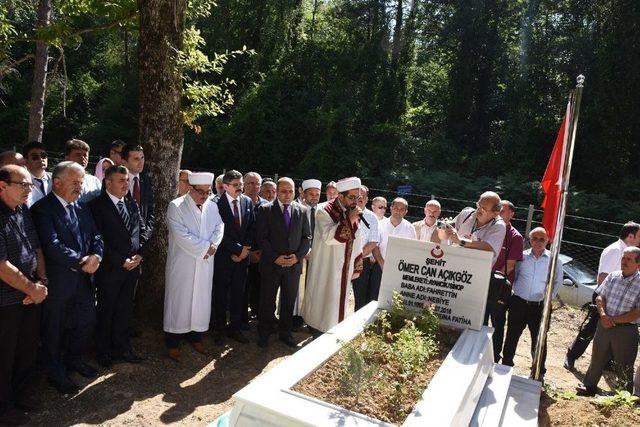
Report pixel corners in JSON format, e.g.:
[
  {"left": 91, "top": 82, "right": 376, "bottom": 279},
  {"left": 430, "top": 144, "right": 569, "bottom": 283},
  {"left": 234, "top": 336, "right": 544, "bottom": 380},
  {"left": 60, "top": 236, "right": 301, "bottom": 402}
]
[
  {"left": 163, "top": 172, "right": 224, "bottom": 361},
  {"left": 302, "top": 177, "right": 364, "bottom": 335}
]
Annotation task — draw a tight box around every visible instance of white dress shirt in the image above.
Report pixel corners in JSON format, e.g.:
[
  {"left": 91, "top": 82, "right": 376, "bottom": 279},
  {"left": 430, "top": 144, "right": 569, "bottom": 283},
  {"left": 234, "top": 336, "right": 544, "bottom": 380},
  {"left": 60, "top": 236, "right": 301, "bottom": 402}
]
[
  {"left": 361, "top": 208, "right": 379, "bottom": 259},
  {"left": 79, "top": 172, "right": 102, "bottom": 203},
  {"left": 512, "top": 249, "right": 563, "bottom": 302},
  {"left": 598, "top": 239, "right": 627, "bottom": 277},
  {"left": 106, "top": 191, "right": 129, "bottom": 215},
  {"left": 378, "top": 217, "right": 417, "bottom": 259}
]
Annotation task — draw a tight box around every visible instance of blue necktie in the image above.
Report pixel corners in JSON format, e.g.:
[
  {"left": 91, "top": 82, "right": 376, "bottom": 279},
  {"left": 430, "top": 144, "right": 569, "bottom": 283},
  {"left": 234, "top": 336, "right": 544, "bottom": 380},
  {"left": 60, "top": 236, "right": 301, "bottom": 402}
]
[
  {"left": 67, "top": 203, "right": 83, "bottom": 250},
  {"left": 117, "top": 200, "right": 131, "bottom": 232}
]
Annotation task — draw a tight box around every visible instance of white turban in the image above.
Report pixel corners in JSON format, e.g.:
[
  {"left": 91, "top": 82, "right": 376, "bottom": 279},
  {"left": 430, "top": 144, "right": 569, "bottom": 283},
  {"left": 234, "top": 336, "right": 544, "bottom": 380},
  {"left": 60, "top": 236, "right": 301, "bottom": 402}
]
[
  {"left": 335, "top": 177, "right": 361, "bottom": 192},
  {"left": 188, "top": 172, "right": 214, "bottom": 186},
  {"left": 302, "top": 179, "right": 322, "bottom": 191}
]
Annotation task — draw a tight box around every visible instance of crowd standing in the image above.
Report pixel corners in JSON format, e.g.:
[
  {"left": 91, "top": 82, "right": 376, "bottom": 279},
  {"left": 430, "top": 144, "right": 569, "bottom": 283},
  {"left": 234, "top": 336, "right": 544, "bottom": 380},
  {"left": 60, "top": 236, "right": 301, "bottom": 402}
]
[{"left": 1, "top": 141, "right": 639, "bottom": 425}]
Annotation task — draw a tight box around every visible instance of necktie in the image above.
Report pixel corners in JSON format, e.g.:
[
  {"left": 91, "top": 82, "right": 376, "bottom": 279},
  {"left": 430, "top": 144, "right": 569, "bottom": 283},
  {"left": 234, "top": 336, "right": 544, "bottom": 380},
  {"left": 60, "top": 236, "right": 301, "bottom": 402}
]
[
  {"left": 67, "top": 203, "right": 82, "bottom": 250},
  {"left": 133, "top": 176, "right": 141, "bottom": 205},
  {"left": 310, "top": 206, "right": 316, "bottom": 236},
  {"left": 283, "top": 204, "right": 291, "bottom": 230},
  {"left": 34, "top": 178, "right": 45, "bottom": 195},
  {"left": 117, "top": 200, "right": 131, "bottom": 232},
  {"left": 232, "top": 199, "right": 240, "bottom": 229}
]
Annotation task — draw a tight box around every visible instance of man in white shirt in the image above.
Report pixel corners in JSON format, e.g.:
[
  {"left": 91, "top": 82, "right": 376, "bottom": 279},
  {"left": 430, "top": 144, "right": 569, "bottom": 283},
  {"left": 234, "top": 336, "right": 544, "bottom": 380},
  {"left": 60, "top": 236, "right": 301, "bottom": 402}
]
[
  {"left": 378, "top": 197, "right": 417, "bottom": 262},
  {"left": 64, "top": 139, "right": 102, "bottom": 203},
  {"left": 22, "top": 141, "right": 52, "bottom": 207},
  {"left": 501, "top": 227, "right": 562, "bottom": 378},
  {"left": 412, "top": 199, "right": 441, "bottom": 243},
  {"left": 352, "top": 185, "right": 383, "bottom": 310},
  {"left": 565, "top": 221, "right": 640, "bottom": 369}
]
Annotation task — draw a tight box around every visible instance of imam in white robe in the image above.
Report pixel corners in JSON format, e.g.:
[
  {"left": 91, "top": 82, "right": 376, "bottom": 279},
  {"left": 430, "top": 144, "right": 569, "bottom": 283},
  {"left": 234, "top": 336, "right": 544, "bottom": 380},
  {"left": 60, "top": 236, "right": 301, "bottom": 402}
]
[{"left": 164, "top": 194, "right": 224, "bottom": 334}]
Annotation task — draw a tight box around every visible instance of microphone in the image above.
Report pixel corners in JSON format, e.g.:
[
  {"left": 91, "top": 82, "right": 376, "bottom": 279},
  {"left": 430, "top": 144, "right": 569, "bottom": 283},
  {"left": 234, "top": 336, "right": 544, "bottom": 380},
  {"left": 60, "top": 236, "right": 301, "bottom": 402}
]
[{"left": 358, "top": 213, "right": 370, "bottom": 229}]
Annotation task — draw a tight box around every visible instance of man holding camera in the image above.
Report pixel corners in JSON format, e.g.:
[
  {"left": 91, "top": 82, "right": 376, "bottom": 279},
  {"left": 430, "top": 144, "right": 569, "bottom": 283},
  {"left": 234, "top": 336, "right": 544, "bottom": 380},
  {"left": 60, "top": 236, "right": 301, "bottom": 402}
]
[{"left": 436, "top": 191, "right": 507, "bottom": 358}]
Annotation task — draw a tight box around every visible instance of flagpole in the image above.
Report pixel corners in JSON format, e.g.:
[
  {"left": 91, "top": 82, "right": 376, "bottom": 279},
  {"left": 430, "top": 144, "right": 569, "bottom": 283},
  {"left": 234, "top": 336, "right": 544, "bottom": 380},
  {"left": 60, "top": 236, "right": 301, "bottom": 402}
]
[{"left": 531, "top": 74, "right": 585, "bottom": 381}]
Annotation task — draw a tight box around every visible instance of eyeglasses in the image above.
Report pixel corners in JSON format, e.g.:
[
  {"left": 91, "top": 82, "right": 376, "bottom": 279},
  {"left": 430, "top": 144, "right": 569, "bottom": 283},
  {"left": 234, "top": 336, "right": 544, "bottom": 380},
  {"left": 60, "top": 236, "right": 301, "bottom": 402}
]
[
  {"left": 476, "top": 201, "right": 499, "bottom": 213},
  {"left": 345, "top": 195, "right": 359, "bottom": 201},
  {"left": 29, "top": 152, "right": 48, "bottom": 160},
  {"left": 6, "top": 181, "right": 35, "bottom": 191},
  {"left": 374, "top": 205, "right": 387, "bottom": 210},
  {"left": 225, "top": 182, "right": 243, "bottom": 188},
  {"left": 192, "top": 188, "right": 213, "bottom": 197}
]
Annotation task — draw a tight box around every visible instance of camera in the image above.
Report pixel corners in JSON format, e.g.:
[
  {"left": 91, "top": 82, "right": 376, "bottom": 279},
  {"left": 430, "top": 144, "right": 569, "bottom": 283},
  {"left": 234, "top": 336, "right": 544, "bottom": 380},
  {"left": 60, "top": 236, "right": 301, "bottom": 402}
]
[{"left": 436, "top": 220, "right": 451, "bottom": 230}]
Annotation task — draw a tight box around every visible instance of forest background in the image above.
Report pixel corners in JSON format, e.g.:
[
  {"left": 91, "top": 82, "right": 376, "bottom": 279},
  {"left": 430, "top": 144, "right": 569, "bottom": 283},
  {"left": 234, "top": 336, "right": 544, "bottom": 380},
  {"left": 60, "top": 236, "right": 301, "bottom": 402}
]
[{"left": 1, "top": 0, "right": 639, "bottom": 226}]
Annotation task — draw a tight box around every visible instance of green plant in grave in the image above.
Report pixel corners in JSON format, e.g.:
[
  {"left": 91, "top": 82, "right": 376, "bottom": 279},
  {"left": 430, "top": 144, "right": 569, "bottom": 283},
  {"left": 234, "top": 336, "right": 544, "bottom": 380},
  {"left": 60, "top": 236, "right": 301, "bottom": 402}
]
[
  {"left": 394, "top": 321, "right": 437, "bottom": 377},
  {"left": 339, "top": 340, "right": 377, "bottom": 408}
]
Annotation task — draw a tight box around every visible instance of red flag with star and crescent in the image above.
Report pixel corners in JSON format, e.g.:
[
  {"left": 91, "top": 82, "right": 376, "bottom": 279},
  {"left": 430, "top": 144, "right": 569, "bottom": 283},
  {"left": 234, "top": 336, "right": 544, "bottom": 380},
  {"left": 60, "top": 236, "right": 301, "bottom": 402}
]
[{"left": 541, "top": 101, "right": 571, "bottom": 240}]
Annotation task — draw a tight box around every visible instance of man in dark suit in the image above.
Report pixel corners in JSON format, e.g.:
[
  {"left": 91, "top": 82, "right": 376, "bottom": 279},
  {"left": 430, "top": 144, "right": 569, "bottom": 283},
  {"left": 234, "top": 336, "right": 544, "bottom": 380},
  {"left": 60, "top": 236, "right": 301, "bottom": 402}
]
[
  {"left": 122, "top": 144, "right": 154, "bottom": 237},
  {"left": 89, "top": 165, "right": 149, "bottom": 368},
  {"left": 256, "top": 178, "right": 311, "bottom": 348},
  {"left": 212, "top": 170, "right": 254, "bottom": 344},
  {"left": 31, "top": 161, "right": 104, "bottom": 394}
]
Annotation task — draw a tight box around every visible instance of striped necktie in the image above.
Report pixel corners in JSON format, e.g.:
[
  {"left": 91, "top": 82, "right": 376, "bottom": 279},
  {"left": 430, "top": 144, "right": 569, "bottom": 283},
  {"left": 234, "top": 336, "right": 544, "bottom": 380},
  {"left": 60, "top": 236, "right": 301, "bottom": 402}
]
[{"left": 117, "top": 200, "right": 131, "bottom": 231}]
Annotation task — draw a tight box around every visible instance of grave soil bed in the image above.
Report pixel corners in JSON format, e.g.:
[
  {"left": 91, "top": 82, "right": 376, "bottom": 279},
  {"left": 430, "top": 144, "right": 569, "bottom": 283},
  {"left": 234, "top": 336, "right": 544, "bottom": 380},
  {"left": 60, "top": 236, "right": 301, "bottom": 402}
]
[{"left": 292, "top": 327, "right": 460, "bottom": 425}]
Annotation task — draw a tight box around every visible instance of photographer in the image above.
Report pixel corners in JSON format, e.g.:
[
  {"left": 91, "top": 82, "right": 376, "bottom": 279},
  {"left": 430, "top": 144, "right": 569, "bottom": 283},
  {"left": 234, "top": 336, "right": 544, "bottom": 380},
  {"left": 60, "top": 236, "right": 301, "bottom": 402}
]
[{"left": 435, "top": 192, "right": 507, "bottom": 350}]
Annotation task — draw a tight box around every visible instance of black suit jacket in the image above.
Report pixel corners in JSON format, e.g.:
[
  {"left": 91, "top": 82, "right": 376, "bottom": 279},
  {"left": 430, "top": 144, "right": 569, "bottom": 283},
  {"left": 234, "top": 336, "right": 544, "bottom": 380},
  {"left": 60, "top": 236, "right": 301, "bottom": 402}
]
[
  {"left": 31, "top": 193, "right": 104, "bottom": 298},
  {"left": 215, "top": 193, "right": 255, "bottom": 262},
  {"left": 89, "top": 192, "right": 149, "bottom": 272},
  {"left": 256, "top": 201, "right": 311, "bottom": 274},
  {"left": 130, "top": 172, "right": 154, "bottom": 238}
]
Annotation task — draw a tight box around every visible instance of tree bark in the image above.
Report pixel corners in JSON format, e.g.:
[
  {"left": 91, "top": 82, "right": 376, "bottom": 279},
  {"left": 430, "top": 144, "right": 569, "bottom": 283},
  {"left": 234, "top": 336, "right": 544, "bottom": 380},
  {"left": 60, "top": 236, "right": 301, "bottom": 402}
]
[
  {"left": 27, "top": 0, "right": 52, "bottom": 143},
  {"left": 391, "top": 0, "right": 404, "bottom": 69},
  {"left": 137, "top": 0, "right": 187, "bottom": 315}
]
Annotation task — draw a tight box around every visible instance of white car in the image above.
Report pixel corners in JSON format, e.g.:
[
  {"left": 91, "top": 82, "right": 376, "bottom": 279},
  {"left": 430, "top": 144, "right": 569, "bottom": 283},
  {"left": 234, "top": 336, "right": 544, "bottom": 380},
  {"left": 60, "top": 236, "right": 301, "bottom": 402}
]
[{"left": 555, "top": 254, "right": 597, "bottom": 309}]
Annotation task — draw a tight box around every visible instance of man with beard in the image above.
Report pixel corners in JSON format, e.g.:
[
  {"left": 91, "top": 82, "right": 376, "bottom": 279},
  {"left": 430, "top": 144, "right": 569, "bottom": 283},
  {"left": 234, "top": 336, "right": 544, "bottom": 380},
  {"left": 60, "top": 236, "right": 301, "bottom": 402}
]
[{"left": 302, "top": 177, "right": 363, "bottom": 336}]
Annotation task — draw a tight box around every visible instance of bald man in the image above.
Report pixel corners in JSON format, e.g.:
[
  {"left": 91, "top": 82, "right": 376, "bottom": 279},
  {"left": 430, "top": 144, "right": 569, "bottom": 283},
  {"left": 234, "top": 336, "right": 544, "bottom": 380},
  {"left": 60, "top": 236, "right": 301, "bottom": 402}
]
[{"left": 0, "top": 152, "right": 25, "bottom": 168}]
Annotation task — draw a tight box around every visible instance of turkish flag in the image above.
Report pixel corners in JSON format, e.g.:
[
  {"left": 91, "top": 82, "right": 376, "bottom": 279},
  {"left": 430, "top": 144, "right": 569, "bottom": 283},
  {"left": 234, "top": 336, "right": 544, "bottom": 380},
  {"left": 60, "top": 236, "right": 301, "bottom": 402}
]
[{"left": 541, "top": 102, "right": 571, "bottom": 240}]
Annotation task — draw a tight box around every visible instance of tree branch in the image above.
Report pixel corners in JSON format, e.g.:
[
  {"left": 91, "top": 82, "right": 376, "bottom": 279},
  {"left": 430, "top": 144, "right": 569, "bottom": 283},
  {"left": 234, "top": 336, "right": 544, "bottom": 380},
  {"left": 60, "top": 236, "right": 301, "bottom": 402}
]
[{"left": 0, "top": 54, "right": 35, "bottom": 78}]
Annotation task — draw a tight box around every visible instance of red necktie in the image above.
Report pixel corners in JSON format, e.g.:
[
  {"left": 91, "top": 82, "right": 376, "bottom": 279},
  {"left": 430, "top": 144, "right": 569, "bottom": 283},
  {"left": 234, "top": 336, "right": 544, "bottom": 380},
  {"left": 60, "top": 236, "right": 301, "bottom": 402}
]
[
  {"left": 133, "top": 176, "right": 141, "bottom": 205},
  {"left": 232, "top": 199, "right": 240, "bottom": 229}
]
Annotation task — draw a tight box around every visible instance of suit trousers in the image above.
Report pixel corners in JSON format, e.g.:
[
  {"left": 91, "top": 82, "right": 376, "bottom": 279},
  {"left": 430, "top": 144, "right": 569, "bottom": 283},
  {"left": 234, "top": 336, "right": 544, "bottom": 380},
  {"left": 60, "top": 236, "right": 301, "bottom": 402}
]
[
  {"left": 584, "top": 323, "right": 638, "bottom": 392},
  {"left": 213, "top": 258, "right": 248, "bottom": 332},
  {"left": 483, "top": 298, "right": 509, "bottom": 363},
  {"left": 95, "top": 266, "right": 139, "bottom": 357},
  {"left": 245, "top": 262, "right": 261, "bottom": 320},
  {"left": 0, "top": 304, "right": 40, "bottom": 414},
  {"left": 258, "top": 265, "right": 302, "bottom": 337},
  {"left": 501, "top": 296, "right": 546, "bottom": 374},
  {"left": 352, "top": 258, "right": 376, "bottom": 311},
  {"left": 41, "top": 279, "right": 96, "bottom": 380}
]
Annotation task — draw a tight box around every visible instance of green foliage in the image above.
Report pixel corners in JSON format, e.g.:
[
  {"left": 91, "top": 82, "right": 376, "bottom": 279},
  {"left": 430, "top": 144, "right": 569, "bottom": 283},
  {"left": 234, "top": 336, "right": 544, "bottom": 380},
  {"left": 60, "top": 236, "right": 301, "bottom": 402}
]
[
  {"left": 339, "top": 339, "right": 378, "bottom": 408},
  {"left": 544, "top": 384, "right": 577, "bottom": 401},
  {"left": 593, "top": 390, "right": 639, "bottom": 409}
]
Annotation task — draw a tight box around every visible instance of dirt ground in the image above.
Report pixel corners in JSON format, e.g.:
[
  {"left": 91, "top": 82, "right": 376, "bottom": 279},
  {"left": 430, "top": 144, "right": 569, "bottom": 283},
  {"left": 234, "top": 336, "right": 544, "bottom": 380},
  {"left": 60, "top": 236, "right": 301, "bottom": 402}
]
[{"left": 29, "top": 303, "right": 640, "bottom": 426}]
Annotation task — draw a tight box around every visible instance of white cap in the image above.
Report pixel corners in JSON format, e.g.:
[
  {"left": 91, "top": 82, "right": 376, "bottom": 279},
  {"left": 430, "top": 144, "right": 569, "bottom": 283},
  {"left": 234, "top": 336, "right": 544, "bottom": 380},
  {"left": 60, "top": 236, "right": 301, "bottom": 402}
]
[
  {"left": 302, "top": 179, "right": 322, "bottom": 191},
  {"left": 335, "top": 177, "right": 361, "bottom": 192},
  {"left": 188, "top": 172, "right": 214, "bottom": 186}
]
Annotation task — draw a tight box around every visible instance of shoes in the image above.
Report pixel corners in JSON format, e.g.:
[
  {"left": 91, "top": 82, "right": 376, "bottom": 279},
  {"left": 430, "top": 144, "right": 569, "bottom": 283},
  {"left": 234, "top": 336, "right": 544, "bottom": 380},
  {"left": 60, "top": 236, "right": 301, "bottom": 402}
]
[
  {"left": 213, "top": 331, "right": 225, "bottom": 346},
  {"left": 168, "top": 348, "right": 181, "bottom": 362},
  {"left": 49, "top": 375, "right": 79, "bottom": 395},
  {"left": 279, "top": 334, "right": 297, "bottom": 348},
  {"left": 191, "top": 341, "right": 208, "bottom": 355},
  {"left": 257, "top": 336, "right": 269, "bottom": 348},
  {"left": 96, "top": 354, "right": 113, "bottom": 368},
  {"left": 228, "top": 330, "right": 249, "bottom": 344},
  {"left": 15, "top": 395, "right": 42, "bottom": 412},
  {"left": 67, "top": 362, "right": 98, "bottom": 378},
  {"left": 0, "top": 407, "right": 30, "bottom": 426},
  {"left": 576, "top": 386, "right": 599, "bottom": 397},
  {"left": 564, "top": 355, "right": 575, "bottom": 370}
]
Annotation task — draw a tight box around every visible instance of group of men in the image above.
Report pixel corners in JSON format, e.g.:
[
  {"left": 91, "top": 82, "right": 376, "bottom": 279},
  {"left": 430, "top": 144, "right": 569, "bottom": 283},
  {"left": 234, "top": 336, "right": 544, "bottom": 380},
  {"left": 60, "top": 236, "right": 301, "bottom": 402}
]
[
  {"left": 1, "top": 140, "right": 153, "bottom": 425},
  {"left": 3, "top": 139, "right": 640, "bottom": 426}
]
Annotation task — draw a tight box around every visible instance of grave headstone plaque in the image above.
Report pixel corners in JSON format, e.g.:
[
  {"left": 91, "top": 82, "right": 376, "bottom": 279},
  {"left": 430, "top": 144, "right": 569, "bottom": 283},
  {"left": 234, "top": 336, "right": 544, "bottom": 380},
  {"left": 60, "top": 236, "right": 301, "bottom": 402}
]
[{"left": 378, "top": 236, "right": 493, "bottom": 330}]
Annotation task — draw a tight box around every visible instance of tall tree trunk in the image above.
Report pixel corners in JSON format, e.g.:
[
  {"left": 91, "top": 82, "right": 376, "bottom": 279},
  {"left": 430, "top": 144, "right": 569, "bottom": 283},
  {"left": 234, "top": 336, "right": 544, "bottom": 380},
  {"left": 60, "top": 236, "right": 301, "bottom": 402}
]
[
  {"left": 27, "top": 0, "right": 52, "bottom": 143},
  {"left": 391, "top": 0, "right": 404, "bottom": 69},
  {"left": 138, "top": 0, "right": 187, "bottom": 314}
]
